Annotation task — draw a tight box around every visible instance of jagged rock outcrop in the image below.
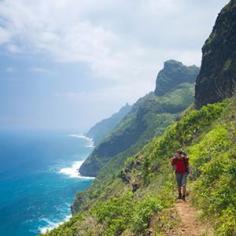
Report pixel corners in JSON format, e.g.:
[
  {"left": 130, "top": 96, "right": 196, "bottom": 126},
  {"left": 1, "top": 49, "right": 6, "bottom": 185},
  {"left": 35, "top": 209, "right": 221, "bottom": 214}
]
[
  {"left": 155, "top": 60, "right": 199, "bottom": 96},
  {"left": 195, "top": 0, "right": 236, "bottom": 108},
  {"left": 79, "top": 60, "right": 199, "bottom": 177},
  {"left": 44, "top": 2, "right": 236, "bottom": 235}
]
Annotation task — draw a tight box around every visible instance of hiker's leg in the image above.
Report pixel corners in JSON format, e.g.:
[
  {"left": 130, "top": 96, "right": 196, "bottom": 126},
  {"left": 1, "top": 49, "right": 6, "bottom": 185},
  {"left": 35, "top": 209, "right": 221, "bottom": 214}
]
[
  {"left": 182, "top": 185, "right": 186, "bottom": 196},
  {"left": 175, "top": 173, "right": 182, "bottom": 198},
  {"left": 182, "top": 174, "right": 187, "bottom": 200},
  {"left": 178, "top": 186, "right": 182, "bottom": 197}
]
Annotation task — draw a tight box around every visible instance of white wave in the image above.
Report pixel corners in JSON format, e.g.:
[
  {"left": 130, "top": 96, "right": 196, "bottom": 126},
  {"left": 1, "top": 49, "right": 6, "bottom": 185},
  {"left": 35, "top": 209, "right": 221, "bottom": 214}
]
[
  {"left": 39, "top": 215, "right": 71, "bottom": 234},
  {"left": 68, "top": 134, "right": 95, "bottom": 148},
  {"left": 58, "top": 160, "right": 95, "bottom": 179}
]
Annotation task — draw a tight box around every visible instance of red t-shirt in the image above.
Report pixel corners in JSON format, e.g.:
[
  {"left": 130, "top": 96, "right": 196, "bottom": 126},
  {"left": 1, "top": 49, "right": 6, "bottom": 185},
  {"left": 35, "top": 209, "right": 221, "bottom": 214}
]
[{"left": 171, "top": 156, "right": 189, "bottom": 173}]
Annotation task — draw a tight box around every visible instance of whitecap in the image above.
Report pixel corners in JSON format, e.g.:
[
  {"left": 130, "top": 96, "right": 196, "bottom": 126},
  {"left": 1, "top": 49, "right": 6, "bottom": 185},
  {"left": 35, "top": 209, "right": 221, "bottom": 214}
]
[
  {"left": 58, "top": 161, "right": 95, "bottom": 179},
  {"left": 39, "top": 215, "right": 71, "bottom": 234},
  {"left": 68, "top": 134, "right": 95, "bottom": 148}
]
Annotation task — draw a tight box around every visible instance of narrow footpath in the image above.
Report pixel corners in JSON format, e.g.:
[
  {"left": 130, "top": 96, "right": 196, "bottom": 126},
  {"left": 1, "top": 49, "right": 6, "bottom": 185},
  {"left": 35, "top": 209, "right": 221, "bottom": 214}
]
[{"left": 174, "top": 200, "right": 213, "bottom": 236}]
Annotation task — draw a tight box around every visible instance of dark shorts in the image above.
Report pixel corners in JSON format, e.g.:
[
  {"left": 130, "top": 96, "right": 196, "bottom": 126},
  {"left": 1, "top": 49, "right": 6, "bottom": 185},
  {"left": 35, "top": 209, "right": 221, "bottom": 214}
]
[{"left": 175, "top": 173, "right": 187, "bottom": 187}]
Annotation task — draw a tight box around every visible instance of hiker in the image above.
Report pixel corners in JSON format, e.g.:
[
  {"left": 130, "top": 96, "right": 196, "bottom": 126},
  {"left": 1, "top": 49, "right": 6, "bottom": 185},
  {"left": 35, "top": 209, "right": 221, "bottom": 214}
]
[{"left": 171, "top": 150, "right": 189, "bottom": 201}]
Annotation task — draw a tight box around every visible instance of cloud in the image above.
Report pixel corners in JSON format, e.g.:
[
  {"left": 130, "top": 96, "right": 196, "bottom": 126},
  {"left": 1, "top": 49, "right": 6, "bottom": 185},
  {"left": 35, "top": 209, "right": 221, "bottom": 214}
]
[
  {"left": 0, "top": 0, "right": 228, "bottom": 84},
  {"left": 6, "top": 66, "right": 14, "bottom": 73},
  {"left": 59, "top": 83, "right": 151, "bottom": 107},
  {"left": 6, "top": 44, "right": 21, "bottom": 53},
  {"left": 0, "top": 0, "right": 230, "bottom": 130},
  {"left": 0, "top": 27, "right": 11, "bottom": 44},
  {"left": 55, "top": 83, "right": 154, "bottom": 128},
  {"left": 29, "top": 67, "right": 50, "bottom": 73}
]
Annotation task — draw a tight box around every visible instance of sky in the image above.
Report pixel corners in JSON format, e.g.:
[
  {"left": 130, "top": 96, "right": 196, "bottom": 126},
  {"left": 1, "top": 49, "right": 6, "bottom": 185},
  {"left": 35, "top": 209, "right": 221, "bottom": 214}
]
[{"left": 0, "top": 0, "right": 229, "bottom": 132}]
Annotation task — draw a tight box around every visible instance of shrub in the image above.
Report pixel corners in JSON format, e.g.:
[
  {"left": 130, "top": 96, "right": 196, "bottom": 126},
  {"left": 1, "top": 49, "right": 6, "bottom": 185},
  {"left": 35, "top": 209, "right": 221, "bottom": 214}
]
[
  {"left": 132, "top": 196, "right": 163, "bottom": 233},
  {"left": 92, "top": 192, "right": 134, "bottom": 236}
]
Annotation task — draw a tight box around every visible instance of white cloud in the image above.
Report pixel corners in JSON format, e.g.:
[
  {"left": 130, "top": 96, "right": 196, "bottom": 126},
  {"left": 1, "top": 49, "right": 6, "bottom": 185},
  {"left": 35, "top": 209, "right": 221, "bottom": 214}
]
[
  {"left": 6, "top": 43, "right": 21, "bottom": 53},
  {"left": 6, "top": 66, "right": 14, "bottom": 73},
  {"left": 59, "top": 83, "right": 152, "bottom": 106},
  {"left": 29, "top": 67, "right": 50, "bottom": 73},
  {"left": 0, "top": 0, "right": 229, "bottom": 123},
  {"left": 55, "top": 82, "right": 154, "bottom": 128},
  {"left": 0, "top": 27, "right": 10, "bottom": 44},
  {"left": 0, "top": 0, "right": 228, "bottom": 78}
]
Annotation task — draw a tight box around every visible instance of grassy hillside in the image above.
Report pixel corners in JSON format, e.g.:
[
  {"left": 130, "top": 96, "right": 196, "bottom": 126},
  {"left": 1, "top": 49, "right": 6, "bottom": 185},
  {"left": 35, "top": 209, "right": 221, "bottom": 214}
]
[
  {"left": 79, "top": 82, "right": 195, "bottom": 177},
  {"left": 155, "top": 60, "right": 199, "bottom": 96},
  {"left": 43, "top": 1, "right": 236, "bottom": 235},
  {"left": 43, "top": 97, "right": 236, "bottom": 236}
]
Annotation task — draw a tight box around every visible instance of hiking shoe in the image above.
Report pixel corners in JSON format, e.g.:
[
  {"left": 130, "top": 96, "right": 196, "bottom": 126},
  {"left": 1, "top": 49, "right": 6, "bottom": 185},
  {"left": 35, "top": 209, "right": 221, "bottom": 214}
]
[
  {"left": 182, "top": 195, "right": 186, "bottom": 201},
  {"left": 177, "top": 194, "right": 182, "bottom": 200}
]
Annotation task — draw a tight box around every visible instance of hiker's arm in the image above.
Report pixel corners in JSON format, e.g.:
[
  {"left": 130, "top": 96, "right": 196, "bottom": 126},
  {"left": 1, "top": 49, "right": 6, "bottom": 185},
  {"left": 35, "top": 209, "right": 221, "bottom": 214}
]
[
  {"left": 186, "top": 157, "right": 189, "bottom": 169},
  {"left": 171, "top": 157, "right": 176, "bottom": 171},
  {"left": 186, "top": 157, "right": 192, "bottom": 175}
]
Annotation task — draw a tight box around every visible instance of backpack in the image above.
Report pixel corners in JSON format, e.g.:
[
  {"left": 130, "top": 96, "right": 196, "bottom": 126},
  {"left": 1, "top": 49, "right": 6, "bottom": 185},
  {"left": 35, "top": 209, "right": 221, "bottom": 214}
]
[{"left": 183, "top": 157, "right": 189, "bottom": 174}]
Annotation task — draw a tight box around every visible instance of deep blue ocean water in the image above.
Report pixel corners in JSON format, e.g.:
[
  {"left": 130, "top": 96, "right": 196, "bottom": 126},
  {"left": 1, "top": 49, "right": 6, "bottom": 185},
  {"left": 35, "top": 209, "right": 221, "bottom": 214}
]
[{"left": 0, "top": 131, "right": 94, "bottom": 236}]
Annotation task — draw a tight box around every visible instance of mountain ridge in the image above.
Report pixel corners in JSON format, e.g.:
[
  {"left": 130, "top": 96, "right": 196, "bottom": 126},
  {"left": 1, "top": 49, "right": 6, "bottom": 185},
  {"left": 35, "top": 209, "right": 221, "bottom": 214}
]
[
  {"left": 155, "top": 60, "right": 199, "bottom": 96},
  {"left": 43, "top": 1, "right": 236, "bottom": 235},
  {"left": 79, "top": 60, "right": 199, "bottom": 177},
  {"left": 86, "top": 103, "right": 131, "bottom": 145}
]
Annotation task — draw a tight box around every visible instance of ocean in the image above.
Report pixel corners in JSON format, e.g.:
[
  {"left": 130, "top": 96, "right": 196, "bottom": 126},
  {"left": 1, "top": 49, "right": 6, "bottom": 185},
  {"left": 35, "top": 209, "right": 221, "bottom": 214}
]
[{"left": 0, "top": 130, "right": 94, "bottom": 236}]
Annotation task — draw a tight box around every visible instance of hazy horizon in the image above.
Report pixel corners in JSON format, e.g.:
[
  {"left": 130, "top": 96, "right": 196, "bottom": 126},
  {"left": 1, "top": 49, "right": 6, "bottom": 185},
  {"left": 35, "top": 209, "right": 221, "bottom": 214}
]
[{"left": 0, "top": 0, "right": 229, "bottom": 131}]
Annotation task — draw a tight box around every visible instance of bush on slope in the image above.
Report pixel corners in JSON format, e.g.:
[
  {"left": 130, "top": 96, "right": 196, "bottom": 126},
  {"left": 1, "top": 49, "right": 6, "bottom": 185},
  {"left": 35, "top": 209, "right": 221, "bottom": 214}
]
[{"left": 43, "top": 98, "right": 236, "bottom": 236}]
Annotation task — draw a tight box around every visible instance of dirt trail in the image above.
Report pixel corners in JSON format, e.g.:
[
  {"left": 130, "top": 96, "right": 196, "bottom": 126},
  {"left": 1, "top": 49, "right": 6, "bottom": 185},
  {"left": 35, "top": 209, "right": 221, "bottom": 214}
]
[{"left": 174, "top": 200, "right": 213, "bottom": 236}]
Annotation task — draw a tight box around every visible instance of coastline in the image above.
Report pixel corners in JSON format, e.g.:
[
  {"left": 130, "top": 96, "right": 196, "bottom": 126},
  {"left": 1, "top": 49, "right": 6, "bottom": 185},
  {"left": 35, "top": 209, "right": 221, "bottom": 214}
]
[
  {"left": 58, "top": 160, "right": 95, "bottom": 180},
  {"left": 40, "top": 134, "right": 95, "bottom": 234},
  {"left": 68, "top": 134, "right": 95, "bottom": 148},
  {"left": 39, "top": 215, "right": 72, "bottom": 234}
]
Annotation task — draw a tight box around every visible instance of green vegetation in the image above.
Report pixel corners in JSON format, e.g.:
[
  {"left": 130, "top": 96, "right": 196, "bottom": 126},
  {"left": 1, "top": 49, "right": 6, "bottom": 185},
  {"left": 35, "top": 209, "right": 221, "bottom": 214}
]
[
  {"left": 87, "top": 104, "right": 131, "bottom": 145},
  {"left": 223, "top": 58, "right": 232, "bottom": 71},
  {"left": 189, "top": 124, "right": 236, "bottom": 235},
  {"left": 91, "top": 193, "right": 163, "bottom": 235},
  {"left": 154, "top": 60, "right": 199, "bottom": 96},
  {"left": 80, "top": 82, "right": 195, "bottom": 177},
  {"left": 43, "top": 1, "right": 236, "bottom": 234},
  {"left": 43, "top": 97, "right": 236, "bottom": 236}
]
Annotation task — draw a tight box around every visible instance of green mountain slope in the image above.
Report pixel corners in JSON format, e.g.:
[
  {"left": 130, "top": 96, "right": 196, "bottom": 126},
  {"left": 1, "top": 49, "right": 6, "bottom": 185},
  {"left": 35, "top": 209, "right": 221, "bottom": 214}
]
[
  {"left": 42, "top": 1, "right": 236, "bottom": 235},
  {"left": 79, "top": 60, "right": 199, "bottom": 177},
  {"left": 155, "top": 60, "right": 199, "bottom": 96},
  {"left": 43, "top": 98, "right": 236, "bottom": 236},
  {"left": 86, "top": 104, "right": 131, "bottom": 145}
]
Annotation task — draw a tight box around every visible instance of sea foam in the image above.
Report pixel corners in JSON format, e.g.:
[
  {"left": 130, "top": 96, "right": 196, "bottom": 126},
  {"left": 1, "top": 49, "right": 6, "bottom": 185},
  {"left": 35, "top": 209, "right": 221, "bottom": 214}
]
[
  {"left": 39, "top": 215, "right": 71, "bottom": 234},
  {"left": 68, "top": 134, "right": 95, "bottom": 148},
  {"left": 58, "top": 160, "right": 94, "bottom": 179}
]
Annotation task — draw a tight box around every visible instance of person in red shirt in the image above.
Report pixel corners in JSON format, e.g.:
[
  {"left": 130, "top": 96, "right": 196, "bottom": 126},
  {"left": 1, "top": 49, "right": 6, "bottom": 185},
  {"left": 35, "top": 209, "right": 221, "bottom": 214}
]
[{"left": 171, "top": 150, "right": 189, "bottom": 201}]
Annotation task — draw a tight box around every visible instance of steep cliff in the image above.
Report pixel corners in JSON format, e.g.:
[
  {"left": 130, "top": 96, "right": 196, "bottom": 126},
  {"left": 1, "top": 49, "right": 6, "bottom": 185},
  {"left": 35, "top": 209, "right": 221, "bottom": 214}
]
[
  {"left": 43, "top": 2, "right": 236, "bottom": 235},
  {"left": 44, "top": 99, "right": 236, "bottom": 236},
  {"left": 195, "top": 0, "right": 236, "bottom": 108},
  {"left": 86, "top": 104, "right": 131, "bottom": 145},
  {"left": 155, "top": 60, "right": 199, "bottom": 96},
  {"left": 79, "top": 60, "right": 199, "bottom": 177}
]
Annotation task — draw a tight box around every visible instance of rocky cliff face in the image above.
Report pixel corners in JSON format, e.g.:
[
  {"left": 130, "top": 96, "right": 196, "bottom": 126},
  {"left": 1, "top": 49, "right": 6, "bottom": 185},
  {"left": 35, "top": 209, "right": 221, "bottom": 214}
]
[
  {"left": 79, "top": 60, "right": 198, "bottom": 177},
  {"left": 155, "top": 60, "right": 199, "bottom": 96},
  {"left": 195, "top": 0, "right": 236, "bottom": 108},
  {"left": 44, "top": 2, "right": 236, "bottom": 235}
]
